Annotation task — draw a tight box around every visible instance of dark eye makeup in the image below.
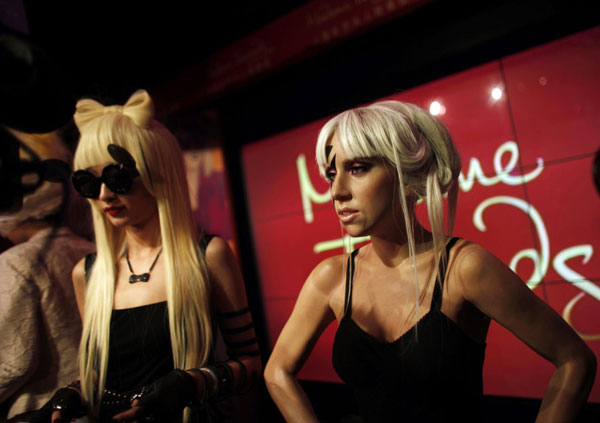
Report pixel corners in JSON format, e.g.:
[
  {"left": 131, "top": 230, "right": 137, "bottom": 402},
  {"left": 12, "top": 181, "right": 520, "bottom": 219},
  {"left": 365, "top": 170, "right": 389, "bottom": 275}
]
[
  {"left": 325, "top": 167, "right": 337, "bottom": 182},
  {"left": 348, "top": 161, "right": 371, "bottom": 175},
  {"left": 325, "top": 158, "right": 373, "bottom": 183}
]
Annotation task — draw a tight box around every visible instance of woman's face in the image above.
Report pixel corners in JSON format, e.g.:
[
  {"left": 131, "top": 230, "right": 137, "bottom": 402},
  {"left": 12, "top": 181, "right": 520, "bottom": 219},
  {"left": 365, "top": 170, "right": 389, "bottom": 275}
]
[
  {"left": 88, "top": 163, "right": 158, "bottom": 229},
  {"left": 325, "top": 132, "right": 399, "bottom": 238}
]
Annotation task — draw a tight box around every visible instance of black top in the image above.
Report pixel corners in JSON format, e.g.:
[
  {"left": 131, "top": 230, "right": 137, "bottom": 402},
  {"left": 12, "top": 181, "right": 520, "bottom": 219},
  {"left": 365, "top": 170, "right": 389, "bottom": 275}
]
[
  {"left": 332, "top": 238, "right": 486, "bottom": 422},
  {"left": 84, "top": 235, "right": 215, "bottom": 391},
  {"left": 106, "top": 301, "right": 172, "bottom": 390}
]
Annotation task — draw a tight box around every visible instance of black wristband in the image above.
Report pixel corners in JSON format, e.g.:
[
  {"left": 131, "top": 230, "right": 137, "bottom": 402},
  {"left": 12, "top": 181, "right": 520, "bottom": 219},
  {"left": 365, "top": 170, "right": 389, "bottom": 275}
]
[
  {"left": 188, "top": 368, "right": 210, "bottom": 403},
  {"left": 215, "top": 362, "right": 235, "bottom": 394},
  {"left": 229, "top": 358, "right": 247, "bottom": 390}
]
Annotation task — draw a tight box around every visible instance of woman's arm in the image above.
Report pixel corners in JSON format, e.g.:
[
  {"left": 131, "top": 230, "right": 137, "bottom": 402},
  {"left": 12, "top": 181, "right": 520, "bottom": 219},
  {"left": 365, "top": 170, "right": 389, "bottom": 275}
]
[
  {"left": 264, "top": 257, "right": 341, "bottom": 422},
  {"left": 204, "top": 236, "right": 262, "bottom": 394},
  {"left": 71, "top": 257, "right": 87, "bottom": 320},
  {"left": 453, "top": 241, "right": 596, "bottom": 423}
]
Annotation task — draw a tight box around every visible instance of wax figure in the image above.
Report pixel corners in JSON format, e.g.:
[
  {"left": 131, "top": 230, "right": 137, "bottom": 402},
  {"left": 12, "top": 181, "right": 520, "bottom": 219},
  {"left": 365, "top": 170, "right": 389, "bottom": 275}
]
[
  {"left": 265, "top": 101, "right": 596, "bottom": 422},
  {"left": 33, "top": 90, "right": 261, "bottom": 423},
  {"left": 0, "top": 128, "right": 94, "bottom": 420}
]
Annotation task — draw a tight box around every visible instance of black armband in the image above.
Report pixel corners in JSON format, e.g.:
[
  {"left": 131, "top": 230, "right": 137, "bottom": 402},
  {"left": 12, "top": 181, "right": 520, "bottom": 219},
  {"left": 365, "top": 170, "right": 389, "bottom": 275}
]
[{"left": 216, "top": 307, "right": 250, "bottom": 319}]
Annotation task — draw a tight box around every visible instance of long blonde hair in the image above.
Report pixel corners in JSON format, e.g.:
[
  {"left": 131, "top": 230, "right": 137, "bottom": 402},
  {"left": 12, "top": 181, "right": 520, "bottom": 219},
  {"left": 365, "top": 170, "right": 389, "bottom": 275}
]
[
  {"left": 73, "top": 90, "right": 212, "bottom": 414},
  {"left": 316, "top": 100, "right": 461, "bottom": 307}
]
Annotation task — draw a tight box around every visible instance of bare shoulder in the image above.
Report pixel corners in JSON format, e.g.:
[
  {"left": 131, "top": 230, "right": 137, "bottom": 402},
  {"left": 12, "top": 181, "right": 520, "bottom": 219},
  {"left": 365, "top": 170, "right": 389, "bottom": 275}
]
[
  {"left": 203, "top": 235, "right": 241, "bottom": 284},
  {"left": 449, "top": 239, "right": 502, "bottom": 286},
  {"left": 305, "top": 254, "right": 346, "bottom": 296},
  {"left": 451, "top": 240, "right": 499, "bottom": 274},
  {"left": 449, "top": 239, "right": 525, "bottom": 302},
  {"left": 72, "top": 256, "right": 87, "bottom": 287},
  {"left": 204, "top": 235, "right": 234, "bottom": 266},
  {"left": 202, "top": 236, "right": 248, "bottom": 310}
]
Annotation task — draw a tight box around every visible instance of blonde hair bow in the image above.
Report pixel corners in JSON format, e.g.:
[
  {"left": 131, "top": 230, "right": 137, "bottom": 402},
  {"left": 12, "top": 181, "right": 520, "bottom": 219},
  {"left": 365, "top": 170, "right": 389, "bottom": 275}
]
[{"left": 74, "top": 89, "right": 155, "bottom": 130}]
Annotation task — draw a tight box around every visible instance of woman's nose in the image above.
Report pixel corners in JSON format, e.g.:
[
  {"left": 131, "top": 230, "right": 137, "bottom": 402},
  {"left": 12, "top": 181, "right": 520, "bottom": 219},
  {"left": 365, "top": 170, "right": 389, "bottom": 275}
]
[
  {"left": 98, "top": 182, "right": 115, "bottom": 201},
  {"left": 331, "top": 174, "right": 351, "bottom": 202}
]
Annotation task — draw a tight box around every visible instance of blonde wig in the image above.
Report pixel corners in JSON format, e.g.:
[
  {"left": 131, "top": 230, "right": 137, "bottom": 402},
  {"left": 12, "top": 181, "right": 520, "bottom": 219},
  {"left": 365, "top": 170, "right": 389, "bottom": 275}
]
[
  {"left": 316, "top": 101, "right": 461, "bottom": 311},
  {"left": 73, "top": 90, "right": 212, "bottom": 414}
]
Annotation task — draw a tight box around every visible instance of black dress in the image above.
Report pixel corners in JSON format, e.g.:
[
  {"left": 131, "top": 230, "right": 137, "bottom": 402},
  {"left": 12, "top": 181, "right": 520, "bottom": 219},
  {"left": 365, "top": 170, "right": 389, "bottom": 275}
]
[
  {"left": 83, "top": 235, "right": 219, "bottom": 422},
  {"left": 106, "top": 301, "right": 173, "bottom": 390},
  {"left": 332, "top": 238, "right": 486, "bottom": 422}
]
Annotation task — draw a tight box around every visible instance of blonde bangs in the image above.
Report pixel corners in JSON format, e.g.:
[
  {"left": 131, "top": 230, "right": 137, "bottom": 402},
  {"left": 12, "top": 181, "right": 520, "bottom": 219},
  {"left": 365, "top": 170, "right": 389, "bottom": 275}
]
[{"left": 316, "top": 106, "right": 404, "bottom": 179}]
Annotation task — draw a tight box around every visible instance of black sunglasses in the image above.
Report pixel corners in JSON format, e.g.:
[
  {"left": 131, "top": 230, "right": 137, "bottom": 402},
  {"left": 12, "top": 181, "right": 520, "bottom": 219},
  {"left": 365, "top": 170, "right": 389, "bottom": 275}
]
[{"left": 72, "top": 144, "right": 140, "bottom": 199}]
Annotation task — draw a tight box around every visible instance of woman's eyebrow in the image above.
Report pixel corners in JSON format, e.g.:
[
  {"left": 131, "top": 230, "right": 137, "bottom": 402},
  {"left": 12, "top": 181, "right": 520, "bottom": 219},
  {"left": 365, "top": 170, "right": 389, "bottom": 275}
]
[{"left": 342, "top": 157, "right": 374, "bottom": 165}]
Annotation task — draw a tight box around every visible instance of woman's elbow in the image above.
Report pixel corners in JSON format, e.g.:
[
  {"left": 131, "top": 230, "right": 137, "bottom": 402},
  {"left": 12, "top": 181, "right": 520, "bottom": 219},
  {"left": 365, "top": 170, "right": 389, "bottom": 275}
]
[
  {"left": 580, "top": 345, "right": 597, "bottom": 385},
  {"left": 264, "top": 360, "right": 277, "bottom": 387},
  {"left": 564, "top": 342, "right": 597, "bottom": 390},
  {"left": 264, "top": 359, "right": 289, "bottom": 392}
]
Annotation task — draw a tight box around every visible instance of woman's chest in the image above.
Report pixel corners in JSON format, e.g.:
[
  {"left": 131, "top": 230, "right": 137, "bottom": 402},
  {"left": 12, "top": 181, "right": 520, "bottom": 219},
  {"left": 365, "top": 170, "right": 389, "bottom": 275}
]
[{"left": 113, "top": 259, "right": 168, "bottom": 309}]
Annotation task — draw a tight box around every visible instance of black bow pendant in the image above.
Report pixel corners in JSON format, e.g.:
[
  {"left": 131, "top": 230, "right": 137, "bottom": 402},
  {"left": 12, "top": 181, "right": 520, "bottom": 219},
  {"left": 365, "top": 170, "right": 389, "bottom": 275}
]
[{"left": 129, "top": 273, "right": 150, "bottom": 283}]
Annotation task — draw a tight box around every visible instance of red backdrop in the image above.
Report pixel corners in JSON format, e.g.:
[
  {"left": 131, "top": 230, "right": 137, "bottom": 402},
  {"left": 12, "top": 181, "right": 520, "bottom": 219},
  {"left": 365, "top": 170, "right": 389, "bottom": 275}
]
[{"left": 242, "top": 26, "right": 600, "bottom": 401}]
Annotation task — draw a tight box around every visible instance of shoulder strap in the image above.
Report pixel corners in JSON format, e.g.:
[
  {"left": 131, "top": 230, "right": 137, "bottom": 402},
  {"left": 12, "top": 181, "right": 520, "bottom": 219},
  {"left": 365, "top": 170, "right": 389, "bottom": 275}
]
[
  {"left": 343, "top": 249, "right": 360, "bottom": 317},
  {"left": 431, "top": 237, "right": 461, "bottom": 309},
  {"left": 84, "top": 252, "right": 97, "bottom": 285},
  {"left": 199, "top": 234, "right": 215, "bottom": 256}
]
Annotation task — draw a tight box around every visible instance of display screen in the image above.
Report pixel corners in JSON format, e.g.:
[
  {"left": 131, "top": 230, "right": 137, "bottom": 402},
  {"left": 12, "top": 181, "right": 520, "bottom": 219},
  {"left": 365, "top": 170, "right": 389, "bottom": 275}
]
[{"left": 242, "top": 26, "right": 600, "bottom": 401}]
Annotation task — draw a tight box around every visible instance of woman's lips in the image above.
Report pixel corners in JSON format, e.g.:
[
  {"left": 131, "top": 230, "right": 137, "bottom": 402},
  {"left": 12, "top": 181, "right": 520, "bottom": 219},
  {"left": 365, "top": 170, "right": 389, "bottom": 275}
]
[
  {"left": 104, "top": 206, "right": 125, "bottom": 216},
  {"left": 338, "top": 208, "right": 358, "bottom": 223}
]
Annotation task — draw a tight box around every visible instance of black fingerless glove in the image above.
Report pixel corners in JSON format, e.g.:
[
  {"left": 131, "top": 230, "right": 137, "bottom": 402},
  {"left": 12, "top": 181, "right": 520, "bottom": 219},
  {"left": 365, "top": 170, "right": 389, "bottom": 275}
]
[
  {"left": 137, "top": 369, "right": 197, "bottom": 421},
  {"left": 30, "top": 386, "right": 83, "bottom": 423}
]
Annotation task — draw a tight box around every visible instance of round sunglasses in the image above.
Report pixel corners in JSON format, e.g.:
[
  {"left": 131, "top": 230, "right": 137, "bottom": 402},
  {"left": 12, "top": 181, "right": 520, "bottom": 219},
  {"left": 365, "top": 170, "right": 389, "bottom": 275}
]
[
  {"left": 72, "top": 144, "right": 140, "bottom": 199},
  {"left": 72, "top": 164, "right": 140, "bottom": 198}
]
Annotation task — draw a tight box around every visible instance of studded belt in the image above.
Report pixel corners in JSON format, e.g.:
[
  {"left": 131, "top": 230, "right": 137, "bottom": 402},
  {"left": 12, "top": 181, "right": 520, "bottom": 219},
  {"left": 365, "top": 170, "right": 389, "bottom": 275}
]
[{"left": 99, "top": 387, "right": 146, "bottom": 421}]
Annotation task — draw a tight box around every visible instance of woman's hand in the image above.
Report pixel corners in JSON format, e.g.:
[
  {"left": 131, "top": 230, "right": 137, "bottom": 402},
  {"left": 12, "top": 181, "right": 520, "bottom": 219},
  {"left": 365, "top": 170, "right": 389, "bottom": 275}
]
[
  {"left": 111, "top": 369, "right": 197, "bottom": 421},
  {"left": 109, "top": 399, "right": 144, "bottom": 422},
  {"left": 30, "top": 386, "right": 83, "bottom": 423}
]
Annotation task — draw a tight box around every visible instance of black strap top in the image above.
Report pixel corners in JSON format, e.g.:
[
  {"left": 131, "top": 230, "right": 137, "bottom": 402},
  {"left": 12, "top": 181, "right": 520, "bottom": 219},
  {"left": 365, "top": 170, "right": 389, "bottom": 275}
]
[
  {"left": 106, "top": 301, "right": 172, "bottom": 390},
  {"left": 332, "top": 238, "right": 486, "bottom": 422},
  {"left": 83, "top": 235, "right": 215, "bottom": 391}
]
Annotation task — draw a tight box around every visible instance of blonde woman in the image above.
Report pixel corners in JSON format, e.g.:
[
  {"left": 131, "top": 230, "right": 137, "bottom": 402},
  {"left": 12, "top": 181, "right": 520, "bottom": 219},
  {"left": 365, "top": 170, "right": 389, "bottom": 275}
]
[
  {"left": 33, "top": 90, "right": 260, "bottom": 423},
  {"left": 264, "top": 101, "right": 596, "bottom": 422}
]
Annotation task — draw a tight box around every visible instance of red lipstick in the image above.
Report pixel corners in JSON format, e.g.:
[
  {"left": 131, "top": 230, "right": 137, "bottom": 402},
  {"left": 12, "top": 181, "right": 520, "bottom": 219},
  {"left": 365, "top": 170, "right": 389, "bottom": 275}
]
[{"left": 104, "top": 206, "right": 125, "bottom": 216}]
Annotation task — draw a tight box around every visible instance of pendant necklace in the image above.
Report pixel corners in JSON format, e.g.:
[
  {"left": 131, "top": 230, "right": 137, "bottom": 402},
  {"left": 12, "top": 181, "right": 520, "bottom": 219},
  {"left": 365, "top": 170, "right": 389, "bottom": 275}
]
[{"left": 126, "top": 248, "right": 162, "bottom": 283}]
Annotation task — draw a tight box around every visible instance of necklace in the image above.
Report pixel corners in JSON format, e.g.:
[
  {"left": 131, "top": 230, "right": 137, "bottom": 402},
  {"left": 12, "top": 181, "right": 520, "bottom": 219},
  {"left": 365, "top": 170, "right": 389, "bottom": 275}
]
[{"left": 126, "top": 248, "right": 162, "bottom": 283}]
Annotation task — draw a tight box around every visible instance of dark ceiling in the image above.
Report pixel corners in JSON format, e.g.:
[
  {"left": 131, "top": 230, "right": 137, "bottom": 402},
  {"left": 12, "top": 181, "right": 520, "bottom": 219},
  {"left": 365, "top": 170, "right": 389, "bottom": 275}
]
[
  {"left": 20, "top": 1, "right": 306, "bottom": 102},
  {"left": 6, "top": 0, "right": 600, "bottom": 124}
]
